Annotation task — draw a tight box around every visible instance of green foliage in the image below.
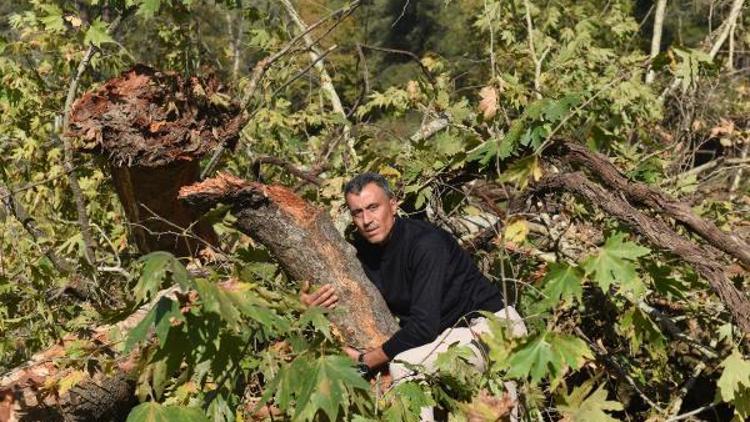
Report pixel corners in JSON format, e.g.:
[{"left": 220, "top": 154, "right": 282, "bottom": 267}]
[
  {"left": 582, "top": 232, "right": 650, "bottom": 294},
  {"left": 0, "top": 0, "right": 748, "bottom": 420},
  {"left": 127, "top": 402, "right": 209, "bottom": 422},
  {"left": 505, "top": 332, "right": 593, "bottom": 385},
  {"left": 262, "top": 354, "right": 371, "bottom": 421},
  {"left": 717, "top": 351, "right": 750, "bottom": 420}
]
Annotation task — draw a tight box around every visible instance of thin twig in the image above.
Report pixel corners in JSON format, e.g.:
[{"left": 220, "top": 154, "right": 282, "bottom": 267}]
[{"left": 60, "top": 15, "right": 123, "bottom": 266}]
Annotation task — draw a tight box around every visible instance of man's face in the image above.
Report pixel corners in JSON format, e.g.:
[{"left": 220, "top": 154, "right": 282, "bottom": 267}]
[{"left": 345, "top": 182, "right": 398, "bottom": 244}]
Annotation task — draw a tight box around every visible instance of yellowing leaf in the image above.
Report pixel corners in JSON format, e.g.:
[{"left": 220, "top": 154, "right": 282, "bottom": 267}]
[
  {"left": 378, "top": 165, "right": 402, "bottom": 179},
  {"left": 718, "top": 351, "right": 750, "bottom": 403},
  {"left": 557, "top": 381, "right": 623, "bottom": 422},
  {"left": 65, "top": 15, "right": 82, "bottom": 28},
  {"left": 499, "top": 155, "right": 543, "bottom": 190},
  {"left": 504, "top": 218, "right": 529, "bottom": 244},
  {"left": 58, "top": 370, "right": 86, "bottom": 395},
  {"left": 478, "top": 86, "right": 498, "bottom": 120}
]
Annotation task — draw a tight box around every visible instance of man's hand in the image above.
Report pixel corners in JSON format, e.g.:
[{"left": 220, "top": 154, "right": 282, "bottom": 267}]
[
  {"left": 300, "top": 281, "right": 339, "bottom": 309},
  {"left": 343, "top": 346, "right": 389, "bottom": 369}
]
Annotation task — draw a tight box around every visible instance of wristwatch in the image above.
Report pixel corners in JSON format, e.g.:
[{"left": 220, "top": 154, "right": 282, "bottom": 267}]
[{"left": 356, "top": 351, "right": 369, "bottom": 376}]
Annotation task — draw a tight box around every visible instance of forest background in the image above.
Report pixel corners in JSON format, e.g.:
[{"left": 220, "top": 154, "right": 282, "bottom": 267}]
[{"left": 1, "top": 0, "right": 750, "bottom": 420}]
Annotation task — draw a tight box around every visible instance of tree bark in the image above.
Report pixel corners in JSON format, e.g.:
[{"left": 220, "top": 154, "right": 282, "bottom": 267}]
[
  {"left": 555, "top": 142, "right": 750, "bottom": 268},
  {"left": 0, "top": 287, "right": 180, "bottom": 421},
  {"left": 66, "top": 64, "right": 243, "bottom": 257},
  {"left": 534, "top": 172, "right": 750, "bottom": 336},
  {"left": 179, "top": 172, "right": 399, "bottom": 349}
]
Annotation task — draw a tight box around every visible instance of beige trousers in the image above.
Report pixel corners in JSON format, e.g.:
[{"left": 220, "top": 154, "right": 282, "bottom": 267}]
[{"left": 388, "top": 307, "right": 527, "bottom": 421}]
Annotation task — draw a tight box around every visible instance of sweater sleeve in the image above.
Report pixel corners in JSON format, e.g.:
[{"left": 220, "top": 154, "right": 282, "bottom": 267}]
[{"left": 381, "top": 234, "right": 449, "bottom": 359}]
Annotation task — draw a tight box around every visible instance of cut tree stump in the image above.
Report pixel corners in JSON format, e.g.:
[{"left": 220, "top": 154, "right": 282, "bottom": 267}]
[
  {"left": 66, "top": 64, "right": 244, "bottom": 257},
  {"left": 179, "top": 172, "right": 400, "bottom": 349}
]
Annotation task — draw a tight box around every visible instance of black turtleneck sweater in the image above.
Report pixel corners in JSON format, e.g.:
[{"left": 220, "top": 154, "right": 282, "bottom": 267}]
[{"left": 353, "top": 217, "right": 504, "bottom": 359}]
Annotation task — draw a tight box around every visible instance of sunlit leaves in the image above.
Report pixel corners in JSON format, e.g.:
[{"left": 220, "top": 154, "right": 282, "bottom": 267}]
[
  {"left": 499, "top": 155, "right": 543, "bottom": 190},
  {"left": 582, "top": 232, "right": 650, "bottom": 293},
  {"left": 717, "top": 350, "right": 750, "bottom": 420},
  {"left": 556, "top": 380, "right": 624, "bottom": 421},
  {"left": 505, "top": 333, "right": 592, "bottom": 385},
  {"left": 382, "top": 382, "right": 435, "bottom": 422},
  {"left": 538, "top": 263, "right": 584, "bottom": 310},
  {"left": 83, "top": 18, "right": 115, "bottom": 47},
  {"left": 264, "top": 354, "right": 370, "bottom": 421},
  {"left": 127, "top": 402, "right": 208, "bottom": 422}
]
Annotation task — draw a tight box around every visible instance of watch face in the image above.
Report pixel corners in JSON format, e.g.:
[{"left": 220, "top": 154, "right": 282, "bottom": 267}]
[{"left": 356, "top": 363, "right": 369, "bottom": 376}]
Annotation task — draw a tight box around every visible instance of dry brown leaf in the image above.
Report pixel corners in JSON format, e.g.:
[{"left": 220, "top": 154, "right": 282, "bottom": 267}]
[
  {"left": 459, "top": 389, "right": 514, "bottom": 422},
  {"left": 478, "top": 86, "right": 498, "bottom": 121},
  {"left": 710, "top": 118, "right": 735, "bottom": 138}
]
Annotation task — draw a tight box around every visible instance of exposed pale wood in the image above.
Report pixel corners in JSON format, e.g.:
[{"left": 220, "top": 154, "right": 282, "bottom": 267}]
[
  {"left": 179, "top": 173, "right": 399, "bottom": 348},
  {"left": 646, "top": 0, "right": 667, "bottom": 84}
]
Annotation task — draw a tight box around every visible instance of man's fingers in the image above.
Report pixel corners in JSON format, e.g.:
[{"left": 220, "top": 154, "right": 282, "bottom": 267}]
[
  {"left": 301, "top": 280, "right": 310, "bottom": 293},
  {"left": 311, "top": 287, "right": 335, "bottom": 305},
  {"left": 320, "top": 295, "right": 339, "bottom": 309}
]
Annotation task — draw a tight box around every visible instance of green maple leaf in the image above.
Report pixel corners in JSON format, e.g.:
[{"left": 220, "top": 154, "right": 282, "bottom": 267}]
[
  {"left": 539, "top": 263, "right": 584, "bottom": 310},
  {"left": 126, "top": 402, "right": 208, "bottom": 422},
  {"left": 84, "top": 18, "right": 114, "bottom": 47},
  {"left": 583, "top": 232, "right": 650, "bottom": 293},
  {"left": 435, "top": 132, "right": 464, "bottom": 157},
  {"left": 383, "top": 382, "right": 435, "bottom": 422},
  {"left": 557, "top": 381, "right": 623, "bottom": 421},
  {"left": 506, "top": 333, "right": 592, "bottom": 384}
]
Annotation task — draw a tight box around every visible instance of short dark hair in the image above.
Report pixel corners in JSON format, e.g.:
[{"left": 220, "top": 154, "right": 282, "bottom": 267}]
[{"left": 343, "top": 172, "right": 394, "bottom": 198}]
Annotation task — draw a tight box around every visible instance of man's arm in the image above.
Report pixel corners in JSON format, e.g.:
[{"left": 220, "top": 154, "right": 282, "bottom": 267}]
[{"left": 343, "top": 346, "right": 389, "bottom": 368}]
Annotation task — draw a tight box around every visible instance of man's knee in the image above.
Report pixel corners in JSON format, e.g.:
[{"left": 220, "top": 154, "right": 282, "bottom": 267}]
[{"left": 493, "top": 306, "right": 527, "bottom": 337}]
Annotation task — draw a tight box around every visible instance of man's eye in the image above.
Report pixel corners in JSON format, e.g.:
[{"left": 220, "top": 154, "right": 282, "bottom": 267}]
[{"left": 368, "top": 205, "right": 378, "bottom": 211}]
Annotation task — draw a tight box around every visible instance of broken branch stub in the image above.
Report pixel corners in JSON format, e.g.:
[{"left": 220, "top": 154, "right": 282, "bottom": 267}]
[
  {"left": 66, "top": 64, "right": 244, "bottom": 256},
  {"left": 179, "top": 173, "right": 399, "bottom": 349}
]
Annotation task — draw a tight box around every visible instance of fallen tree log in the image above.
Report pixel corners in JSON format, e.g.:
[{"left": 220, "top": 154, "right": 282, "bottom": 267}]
[
  {"left": 534, "top": 171, "right": 750, "bottom": 336},
  {"left": 66, "top": 64, "right": 244, "bottom": 257},
  {"left": 1, "top": 174, "right": 399, "bottom": 420},
  {"left": 179, "top": 172, "right": 400, "bottom": 349},
  {"left": 555, "top": 141, "right": 750, "bottom": 268},
  {"left": 0, "top": 286, "right": 181, "bottom": 422}
]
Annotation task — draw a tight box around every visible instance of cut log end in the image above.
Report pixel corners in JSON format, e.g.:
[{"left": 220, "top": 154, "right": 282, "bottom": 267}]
[{"left": 179, "top": 173, "right": 320, "bottom": 225}]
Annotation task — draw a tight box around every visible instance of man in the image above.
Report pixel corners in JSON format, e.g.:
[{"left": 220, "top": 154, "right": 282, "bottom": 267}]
[{"left": 301, "top": 173, "right": 525, "bottom": 418}]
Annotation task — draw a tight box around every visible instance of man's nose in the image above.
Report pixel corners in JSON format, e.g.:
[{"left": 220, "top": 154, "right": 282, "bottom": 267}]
[{"left": 362, "top": 209, "right": 374, "bottom": 226}]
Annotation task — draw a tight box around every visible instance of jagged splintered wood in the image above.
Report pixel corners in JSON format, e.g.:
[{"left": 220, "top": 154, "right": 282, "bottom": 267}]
[
  {"left": 66, "top": 64, "right": 244, "bottom": 257},
  {"left": 179, "top": 172, "right": 400, "bottom": 348}
]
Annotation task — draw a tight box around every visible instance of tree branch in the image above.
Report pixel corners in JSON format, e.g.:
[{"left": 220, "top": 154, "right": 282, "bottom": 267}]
[
  {"left": 534, "top": 171, "right": 750, "bottom": 336},
  {"left": 556, "top": 141, "right": 750, "bottom": 268}
]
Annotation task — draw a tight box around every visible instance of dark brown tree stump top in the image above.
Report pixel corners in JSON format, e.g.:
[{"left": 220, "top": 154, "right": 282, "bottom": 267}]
[{"left": 66, "top": 64, "right": 243, "bottom": 167}]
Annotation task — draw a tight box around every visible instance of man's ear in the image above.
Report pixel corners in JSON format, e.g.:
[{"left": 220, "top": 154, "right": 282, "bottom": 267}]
[{"left": 389, "top": 197, "right": 398, "bottom": 214}]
